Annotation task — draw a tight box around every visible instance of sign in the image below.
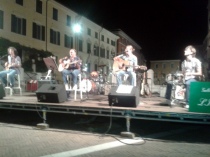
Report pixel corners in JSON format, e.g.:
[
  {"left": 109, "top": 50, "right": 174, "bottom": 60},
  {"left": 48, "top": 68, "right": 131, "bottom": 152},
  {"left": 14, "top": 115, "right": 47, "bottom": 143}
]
[{"left": 189, "top": 82, "right": 210, "bottom": 113}]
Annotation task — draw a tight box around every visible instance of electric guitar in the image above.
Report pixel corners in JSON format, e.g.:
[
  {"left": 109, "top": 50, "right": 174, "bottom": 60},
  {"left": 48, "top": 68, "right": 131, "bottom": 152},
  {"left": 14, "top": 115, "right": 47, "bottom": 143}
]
[
  {"left": 113, "top": 58, "right": 147, "bottom": 72},
  {"left": 58, "top": 59, "right": 81, "bottom": 72}
]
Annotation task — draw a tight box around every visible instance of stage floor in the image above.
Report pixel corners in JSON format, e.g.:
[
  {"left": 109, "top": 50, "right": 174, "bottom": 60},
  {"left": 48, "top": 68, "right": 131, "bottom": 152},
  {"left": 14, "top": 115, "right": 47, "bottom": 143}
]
[{"left": 0, "top": 91, "right": 210, "bottom": 125}]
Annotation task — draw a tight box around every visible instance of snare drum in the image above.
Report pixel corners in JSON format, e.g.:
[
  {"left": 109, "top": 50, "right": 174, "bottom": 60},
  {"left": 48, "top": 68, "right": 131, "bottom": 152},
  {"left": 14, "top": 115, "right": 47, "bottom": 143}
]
[{"left": 165, "top": 73, "right": 174, "bottom": 84}]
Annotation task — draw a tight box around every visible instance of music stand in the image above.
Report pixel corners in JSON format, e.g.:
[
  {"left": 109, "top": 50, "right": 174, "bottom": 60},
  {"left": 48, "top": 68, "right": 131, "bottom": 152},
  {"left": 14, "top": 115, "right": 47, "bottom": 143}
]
[{"left": 43, "top": 57, "right": 58, "bottom": 80}]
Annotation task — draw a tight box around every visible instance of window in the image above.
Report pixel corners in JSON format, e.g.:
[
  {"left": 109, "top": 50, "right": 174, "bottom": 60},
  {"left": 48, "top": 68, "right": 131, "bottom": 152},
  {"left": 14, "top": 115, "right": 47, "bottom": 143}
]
[
  {"left": 11, "top": 15, "right": 26, "bottom": 35},
  {"left": 53, "top": 8, "right": 58, "bottom": 21},
  {"left": 106, "top": 50, "right": 109, "bottom": 59},
  {"left": 50, "top": 29, "right": 60, "bottom": 45},
  {"left": 95, "top": 32, "right": 98, "bottom": 39},
  {"left": 16, "top": 0, "right": 23, "bottom": 6},
  {"left": 94, "top": 45, "right": 99, "bottom": 56},
  {"left": 66, "top": 15, "right": 71, "bottom": 27},
  {"left": 111, "top": 40, "right": 115, "bottom": 46},
  {"left": 36, "top": 0, "right": 42, "bottom": 14},
  {"left": 107, "top": 38, "right": 109, "bottom": 44},
  {"left": 87, "top": 28, "right": 91, "bottom": 36},
  {"left": 162, "top": 63, "right": 166, "bottom": 69},
  {"left": 100, "top": 48, "right": 105, "bottom": 58},
  {"left": 94, "top": 64, "right": 98, "bottom": 71},
  {"left": 64, "top": 35, "right": 73, "bottom": 48},
  {"left": 171, "top": 63, "right": 174, "bottom": 68},
  {"left": 87, "top": 43, "right": 91, "bottom": 53},
  {"left": 32, "top": 22, "right": 45, "bottom": 41},
  {"left": 101, "top": 35, "right": 104, "bottom": 41},
  {"left": 78, "top": 39, "right": 83, "bottom": 52},
  {"left": 155, "top": 64, "right": 158, "bottom": 69},
  {"left": 0, "top": 10, "right": 3, "bottom": 29}
]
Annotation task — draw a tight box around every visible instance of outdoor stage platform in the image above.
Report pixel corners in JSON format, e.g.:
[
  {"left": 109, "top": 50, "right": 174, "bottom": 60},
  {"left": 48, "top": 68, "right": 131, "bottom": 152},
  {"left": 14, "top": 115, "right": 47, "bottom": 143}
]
[{"left": 0, "top": 91, "right": 210, "bottom": 129}]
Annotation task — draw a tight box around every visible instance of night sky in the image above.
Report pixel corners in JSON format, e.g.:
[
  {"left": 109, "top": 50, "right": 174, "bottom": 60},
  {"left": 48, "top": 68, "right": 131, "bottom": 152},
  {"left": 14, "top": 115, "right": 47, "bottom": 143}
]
[{"left": 56, "top": 0, "right": 208, "bottom": 61}]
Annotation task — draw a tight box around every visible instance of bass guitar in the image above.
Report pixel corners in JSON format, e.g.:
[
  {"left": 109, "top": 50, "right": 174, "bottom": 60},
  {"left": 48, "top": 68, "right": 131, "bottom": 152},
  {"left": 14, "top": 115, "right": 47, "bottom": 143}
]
[{"left": 58, "top": 60, "right": 81, "bottom": 72}]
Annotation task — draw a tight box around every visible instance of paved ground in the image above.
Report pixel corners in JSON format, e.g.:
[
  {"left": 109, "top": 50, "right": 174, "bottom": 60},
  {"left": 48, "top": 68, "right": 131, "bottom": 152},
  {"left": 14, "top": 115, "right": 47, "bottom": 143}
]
[{"left": 0, "top": 109, "right": 210, "bottom": 157}]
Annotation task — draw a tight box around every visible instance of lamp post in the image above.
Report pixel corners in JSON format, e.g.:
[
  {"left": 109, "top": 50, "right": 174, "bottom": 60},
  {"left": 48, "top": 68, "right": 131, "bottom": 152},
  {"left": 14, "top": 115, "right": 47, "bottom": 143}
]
[{"left": 73, "top": 24, "right": 81, "bottom": 51}]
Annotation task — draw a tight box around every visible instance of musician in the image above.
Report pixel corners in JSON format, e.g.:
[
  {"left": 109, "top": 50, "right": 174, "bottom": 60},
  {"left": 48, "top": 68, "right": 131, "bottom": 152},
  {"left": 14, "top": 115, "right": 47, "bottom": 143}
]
[
  {"left": 59, "top": 49, "right": 82, "bottom": 100},
  {"left": 181, "top": 45, "right": 202, "bottom": 109},
  {"left": 113, "top": 45, "right": 138, "bottom": 86},
  {"left": 0, "top": 47, "right": 21, "bottom": 88}
]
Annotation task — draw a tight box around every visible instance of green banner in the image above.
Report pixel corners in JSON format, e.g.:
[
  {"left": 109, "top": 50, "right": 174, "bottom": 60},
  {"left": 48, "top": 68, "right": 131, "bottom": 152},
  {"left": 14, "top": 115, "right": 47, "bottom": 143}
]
[{"left": 189, "top": 82, "right": 210, "bottom": 113}]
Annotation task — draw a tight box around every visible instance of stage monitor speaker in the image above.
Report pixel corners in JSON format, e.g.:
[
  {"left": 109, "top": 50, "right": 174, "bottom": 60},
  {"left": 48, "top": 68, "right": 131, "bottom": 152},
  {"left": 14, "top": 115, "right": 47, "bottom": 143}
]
[
  {"left": 0, "top": 84, "right": 5, "bottom": 99},
  {"left": 38, "top": 79, "right": 57, "bottom": 89},
  {"left": 36, "top": 84, "right": 67, "bottom": 103},
  {"left": 108, "top": 85, "right": 140, "bottom": 108}
]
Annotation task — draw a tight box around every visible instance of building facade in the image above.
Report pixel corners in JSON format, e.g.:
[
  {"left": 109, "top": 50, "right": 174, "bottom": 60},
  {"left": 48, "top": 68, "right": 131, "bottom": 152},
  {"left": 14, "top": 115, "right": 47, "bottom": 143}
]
[
  {"left": 0, "top": 0, "right": 123, "bottom": 81},
  {"left": 150, "top": 60, "right": 181, "bottom": 85}
]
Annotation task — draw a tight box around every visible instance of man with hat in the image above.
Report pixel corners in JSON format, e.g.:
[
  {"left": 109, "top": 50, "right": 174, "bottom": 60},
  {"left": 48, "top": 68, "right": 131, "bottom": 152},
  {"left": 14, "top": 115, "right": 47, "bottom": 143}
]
[{"left": 181, "top": 45, "right": 202, "bottom": 109}]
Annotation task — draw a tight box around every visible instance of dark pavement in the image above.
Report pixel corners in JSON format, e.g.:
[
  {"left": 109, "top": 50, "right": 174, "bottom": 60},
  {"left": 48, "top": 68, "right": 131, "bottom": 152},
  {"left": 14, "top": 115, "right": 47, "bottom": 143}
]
[{"left": 0, "top": 109, "right": 210, "bottom": 157}]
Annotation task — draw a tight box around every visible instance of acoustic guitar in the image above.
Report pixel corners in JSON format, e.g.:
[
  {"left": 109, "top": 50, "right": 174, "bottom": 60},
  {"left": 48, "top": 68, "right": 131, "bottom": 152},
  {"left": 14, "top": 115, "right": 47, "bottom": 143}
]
[
  {"left": 58, "top": 59, "right": 81, "bottom": 72},
  {"left": 4, "top": 62, "right": 9, "bottom": 70},
  {"left": 141, "top": 70, "right": 151, "bottom": 97},
  {"left": 113, "top": 58, "right": 147, "bottom": 72}
]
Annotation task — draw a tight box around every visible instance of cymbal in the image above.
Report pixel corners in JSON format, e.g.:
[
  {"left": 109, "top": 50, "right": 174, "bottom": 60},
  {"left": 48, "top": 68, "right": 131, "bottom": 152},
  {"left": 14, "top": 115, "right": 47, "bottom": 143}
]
[{"left": 98, "top": 64, "right": 106, "bottom": 67}]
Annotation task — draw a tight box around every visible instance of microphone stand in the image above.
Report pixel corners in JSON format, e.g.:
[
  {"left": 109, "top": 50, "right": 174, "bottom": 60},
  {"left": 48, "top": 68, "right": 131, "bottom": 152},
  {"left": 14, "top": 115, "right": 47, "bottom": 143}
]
[{"left": 81, "top": 50, "right": 91, "bottom": 102}]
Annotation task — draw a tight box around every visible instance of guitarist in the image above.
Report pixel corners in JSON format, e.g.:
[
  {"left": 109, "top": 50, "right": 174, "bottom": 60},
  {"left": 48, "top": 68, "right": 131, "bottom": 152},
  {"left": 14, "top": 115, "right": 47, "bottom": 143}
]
[
  {"left": 113, "top": 45, "right": 138, "bottom": 86},
  {"left": 0, "top": 46, "right": 21, "bottom": 88},
  {"left": 59, "top": 49, "right": 82, "bottom": 100}
]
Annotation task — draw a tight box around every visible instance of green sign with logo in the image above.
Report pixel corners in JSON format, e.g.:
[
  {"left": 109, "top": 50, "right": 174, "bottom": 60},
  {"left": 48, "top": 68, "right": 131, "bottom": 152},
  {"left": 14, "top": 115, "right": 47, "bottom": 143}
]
[{"left": 189, "top": 82, "right": 210, "bottom": 113}]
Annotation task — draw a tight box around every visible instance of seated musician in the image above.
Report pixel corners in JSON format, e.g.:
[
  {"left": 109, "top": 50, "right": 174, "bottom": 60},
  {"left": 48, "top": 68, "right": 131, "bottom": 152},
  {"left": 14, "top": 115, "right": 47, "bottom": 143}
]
[
  {"left": 181, "top": 45, "right": 202, "bottom": 109},
  {"left": 113, "top": 45, "right": 138, "bottom": 86},
  {"left": 0, "top": 46, "right": 21, "bottom": 88},
  {"left": 59, "top": 48, "right": 82, "bottom": 100}
]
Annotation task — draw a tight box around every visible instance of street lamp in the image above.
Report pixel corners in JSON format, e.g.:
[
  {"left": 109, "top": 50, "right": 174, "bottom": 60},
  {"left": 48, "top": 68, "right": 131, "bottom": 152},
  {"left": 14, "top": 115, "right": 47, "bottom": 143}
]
[{"left": 73, "top": 24, "right": 81, "bottom": 50}]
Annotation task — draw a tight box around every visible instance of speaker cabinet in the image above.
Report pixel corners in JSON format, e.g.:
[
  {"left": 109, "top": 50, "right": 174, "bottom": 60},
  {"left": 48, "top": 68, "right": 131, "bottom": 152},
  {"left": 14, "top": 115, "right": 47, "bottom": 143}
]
[
  {"left": 36, "top": 84, "right": 67, "bottom": 103},
  {"left": 0, "top": 84, "right": 5, "bottom": 99},
  {"left": 38, "top": 80, "right": 57, "bottom": 89},
  {"left": 108, "top": 85, "right": 140, "bottom": 107}
]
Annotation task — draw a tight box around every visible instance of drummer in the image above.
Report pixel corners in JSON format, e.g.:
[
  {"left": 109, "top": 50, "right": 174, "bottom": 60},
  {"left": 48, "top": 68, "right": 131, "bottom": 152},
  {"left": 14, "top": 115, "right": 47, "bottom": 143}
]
[{"left": 181, "top": 45, "right": 202, "bottom": 109}]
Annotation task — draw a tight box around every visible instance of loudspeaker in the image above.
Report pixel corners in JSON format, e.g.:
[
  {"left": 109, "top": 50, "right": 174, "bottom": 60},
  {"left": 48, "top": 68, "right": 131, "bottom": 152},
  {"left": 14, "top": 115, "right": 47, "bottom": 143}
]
[
  {"left": 36, "top": 84, "right": 67, "bottom": 103},
  {"left": 108, "top": 85, "right": 140, "bottom": 107},
  {"left": 0, "top": 84, "right": 5, "bottom": 99},
  {"left": 38, "top": 79, "right": 57, "bottom": 89}
]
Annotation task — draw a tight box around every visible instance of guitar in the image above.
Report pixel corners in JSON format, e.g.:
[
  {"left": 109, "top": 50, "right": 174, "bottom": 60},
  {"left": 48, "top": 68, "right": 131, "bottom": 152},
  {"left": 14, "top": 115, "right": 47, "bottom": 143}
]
[
  {"left": 4, "top": 62, "right": 9, "bottom": 70},
  {"left": 144, "top": 70, "right": 152, "bottom": 97},
  {"left": 140, "top": 71, "right": 146, "bottom": 95},
  {"left": 113, "top": 58, "right": 147, "bottom": 72},
  {"left": 58, "top": 59, "right": 81, "bottom": 72}
]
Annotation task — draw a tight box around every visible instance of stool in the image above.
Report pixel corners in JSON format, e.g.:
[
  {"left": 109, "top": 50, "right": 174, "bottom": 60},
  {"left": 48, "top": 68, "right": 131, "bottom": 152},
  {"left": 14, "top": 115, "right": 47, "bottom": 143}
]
[
  {"left": 5, "top": 73, "right": 22, "bottom": 96},
  {"left": 66, "top": 73, "right": 83, "bottom": 100}
]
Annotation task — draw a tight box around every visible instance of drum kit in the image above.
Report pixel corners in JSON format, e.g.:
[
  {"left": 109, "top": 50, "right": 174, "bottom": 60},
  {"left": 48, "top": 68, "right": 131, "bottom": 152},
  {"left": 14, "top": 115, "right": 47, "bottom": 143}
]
[
  {"left": 80, "top": 64, "right": 108, "bottom": 95},
  {"left": 165, "top": 71, "right": 186, "bottom": 106}
]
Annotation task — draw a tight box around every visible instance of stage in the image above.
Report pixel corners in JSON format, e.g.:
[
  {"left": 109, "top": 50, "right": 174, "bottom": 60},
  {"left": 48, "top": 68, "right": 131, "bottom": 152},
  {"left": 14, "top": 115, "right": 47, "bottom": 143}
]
[{"left": 0, "top": 90, "right": 210, "bottom": 128}]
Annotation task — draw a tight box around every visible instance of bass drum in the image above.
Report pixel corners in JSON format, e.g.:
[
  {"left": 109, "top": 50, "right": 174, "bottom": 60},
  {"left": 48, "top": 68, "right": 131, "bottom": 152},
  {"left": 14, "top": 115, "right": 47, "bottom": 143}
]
[
  {"left": 80, "top": 79, "right": 92, "bottom": 92},
  {"left": 80, "top": 79, "right": 97, "bottom": 93},
  {"left": 175, "top": 85, "right": 185, "bottom": 100}
]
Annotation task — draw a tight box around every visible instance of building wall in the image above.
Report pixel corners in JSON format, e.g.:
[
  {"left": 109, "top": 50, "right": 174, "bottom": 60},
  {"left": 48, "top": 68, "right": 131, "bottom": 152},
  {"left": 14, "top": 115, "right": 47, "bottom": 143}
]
[
  {"left": 150, "top": 60, "right": 181, "bottom": 84},
  {"left": 0, "top": 0, "right": 120, "bottom": 81}
]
